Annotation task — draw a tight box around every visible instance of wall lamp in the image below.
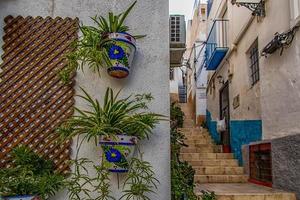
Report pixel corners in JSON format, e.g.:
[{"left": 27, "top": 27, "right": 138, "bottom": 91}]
[
  {"left": 231, "top": 0, "right": 265, "bottom": 17},
  {"left": 217, "top": 75, "right": 225, "bottom": 84}
]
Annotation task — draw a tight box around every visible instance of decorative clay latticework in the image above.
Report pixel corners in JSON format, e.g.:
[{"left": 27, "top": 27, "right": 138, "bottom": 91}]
[{"left": 0, "top": 16, "right": 78, "bottom": 173}]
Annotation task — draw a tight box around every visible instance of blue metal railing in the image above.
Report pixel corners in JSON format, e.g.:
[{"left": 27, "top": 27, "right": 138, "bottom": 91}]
[
  {"left": 207, "top": 0, "right": 213, "bottom": 17},
  {"left": 205, "top": 19, "right": 229, "bottom": 69}
]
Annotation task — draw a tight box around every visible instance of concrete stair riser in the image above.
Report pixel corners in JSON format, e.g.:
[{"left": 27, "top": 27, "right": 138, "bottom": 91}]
[
  {"left": 178, "top": 127, "right": 204, "bottom": 132},
  {"left": 183, "top": 124, "right": 195, "bottom": 128},
  {"left": 180, "top": 153, "right": 234, "bottom": 161},
  {"left": 194, "top": 175, "right": 249, "bottom": 183},
  {"left": 189, "top": 159, "right": 239, "bottom": 167},
  {"left": 184, "top": 135, "right": 212, "bottom": 141},
  {"left": 195, "top": 166, "right": 244, "bottom": 175},
  {"left": 184, "top": 144, "right": 221, "bottom": 150},
  {"left": 184, "top": 139, "right": 213, "bottom": 145},
  {"left": 181, "top": 147, "right": 216, "bottom": 153}
]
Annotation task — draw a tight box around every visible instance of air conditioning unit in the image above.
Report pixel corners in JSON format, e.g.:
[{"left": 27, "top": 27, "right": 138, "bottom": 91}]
[{"left": 170, "top": 15, "right": 186, "bottom": 47}]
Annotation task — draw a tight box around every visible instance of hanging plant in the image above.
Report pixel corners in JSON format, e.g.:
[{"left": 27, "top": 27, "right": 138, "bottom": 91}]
[
  {"left": 57, "top": 87, "right": 165, "bottom": 173},
  {"left": 59, "top": 0, "right": 145, "bottom": 83},
  {"left": 0, "top": 146, "right": 65, "bottom": 200}
]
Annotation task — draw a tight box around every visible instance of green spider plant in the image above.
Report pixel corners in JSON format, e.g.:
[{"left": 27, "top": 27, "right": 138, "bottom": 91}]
[
  {"left": 59, "top": 1, "right": 145, "bottom": 84},
  {"left": 120, "top": 158, "right": 159, "bottom": 200},
  {"left": 0, "top": 146, "right": 65, "bottom": 199},
  {"left": 57, "top": 87, "right": 165, "bottom": 146}
]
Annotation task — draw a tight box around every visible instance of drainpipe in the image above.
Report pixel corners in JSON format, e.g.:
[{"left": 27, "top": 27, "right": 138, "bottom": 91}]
[{"left": 207, "top": 15, "right": 255, "bottom": 90}]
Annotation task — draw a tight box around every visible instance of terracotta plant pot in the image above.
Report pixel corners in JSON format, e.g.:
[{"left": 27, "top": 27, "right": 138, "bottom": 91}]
[
  {"left": 1, "top": 196, "right": 41, "bottom": 200},
  {"left": 105, "top": 32, "right": 136, "bottom": 79},
  {"left": 99, "top": 135, "right": 138, "bottom": 173}
]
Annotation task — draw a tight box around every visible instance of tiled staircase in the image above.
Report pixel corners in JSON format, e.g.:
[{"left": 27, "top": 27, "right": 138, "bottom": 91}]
[
  {"left": 178, "top": 103, "right": 296, "bottom": 200},
  {"left": 179, "top": 126, "right": 248, "bottom": 184}
]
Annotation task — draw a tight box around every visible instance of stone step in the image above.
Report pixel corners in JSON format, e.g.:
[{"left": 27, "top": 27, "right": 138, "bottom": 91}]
[
  {"left": 184, "top": 139, "right": 213, "bottom": 145},
  {"left": 185, "top": 144, "right": 221, "bottom": 150},
  {"left": 194, "top": 175, "right": 248, "bottom": 183},
  {"left": 195, "top": 166, "right": 244, "bottom": 175},
  {"left": 183, "top": 131, "right": 211, "bottom": 137},
  {"left": 183, "top": 123, "right": 195, "bottom": 128},
  {"left": 180, "top": 153, "right": 234, "bottom": 161},
  {"left": 189, "top": 159, "right": 239, "bottom": 167},
  {"left": 181, "top": 146, "right": 216, "bottom": 153},
  {"left": 184, "top": 135, "right": 212, "bottom": 140},
  {"left": 183, "top": 118, "right": 195, "bottom": 123},
  {"left": 182, "top": 132, "right": 211, "bottom": 138},
  {"left": 196, "top": 183, "right": 297, "bottom": 200},
  {"left": 178, "top": 127, "right": 205, "bottom": 132}
]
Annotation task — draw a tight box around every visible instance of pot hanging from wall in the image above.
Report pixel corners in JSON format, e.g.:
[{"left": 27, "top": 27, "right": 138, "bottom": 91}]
[
  {"left": 1, "top": 195, "right": 41, "bottom": 200},
  {"left": 99, "top": 135, "right": 138, "bottom": 173},
  {"left": 105, "top": 32, "right": 136, "bottom": 79}
]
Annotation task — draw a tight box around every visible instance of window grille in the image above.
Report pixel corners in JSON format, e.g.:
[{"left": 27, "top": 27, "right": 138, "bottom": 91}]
[{"left": 249, "top": 40, "right": 260, "bottom": 86}]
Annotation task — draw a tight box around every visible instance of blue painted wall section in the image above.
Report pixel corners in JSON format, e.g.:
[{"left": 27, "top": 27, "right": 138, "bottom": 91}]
[
  {"left": 230, "top": 120, "right": 262, "bottom": 165},
  {"left": 206, "top": 110, "right": 220, "bottom": 143},
  {"left": 206, "top": 110, "right": 262, "bottom": 166}
]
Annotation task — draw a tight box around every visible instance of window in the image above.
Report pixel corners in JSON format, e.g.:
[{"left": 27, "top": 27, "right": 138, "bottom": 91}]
[
  {"left": 248, "top": 40, "right": 260, "bottom": 86},
  {"left": 170, "top": 68, "right": 174, "bottom": 80},
  {"left": 201, "top": 8, "right": 206, "bottom": 15}
]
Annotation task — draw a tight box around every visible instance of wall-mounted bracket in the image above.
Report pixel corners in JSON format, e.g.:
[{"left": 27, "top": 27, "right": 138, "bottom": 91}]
[{"left": 231, "top": 0, "right": 265, "bottom": 17}]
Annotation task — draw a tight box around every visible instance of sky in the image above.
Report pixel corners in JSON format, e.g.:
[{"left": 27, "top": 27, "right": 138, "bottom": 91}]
[
  {"left": 169, "top": 0, "right": 207, "bottom": 20},
  {"left": 169, "top": 0, "right": 195, "bottom": 20}
]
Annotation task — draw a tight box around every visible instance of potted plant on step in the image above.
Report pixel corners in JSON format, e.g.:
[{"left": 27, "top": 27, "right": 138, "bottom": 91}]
[
  {"left": 57, "top": 87, "right": 165, "bottom": 173},
  {"left": 59, "top": 0, "right": 145, "bottom": 83},
  {"left": 0, "top": 146, "right": 65, "bottom": 200}
]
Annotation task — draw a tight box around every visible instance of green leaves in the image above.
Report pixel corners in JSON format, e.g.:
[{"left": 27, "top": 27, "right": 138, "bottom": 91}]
[
  {"left": 59, "top": 1, "right": 144, "bottom": 84},
  {"left": 120, "top": 158, "right": 159, "bottom": 200},
  {"left": 116, "top": 1, "right": 137, "bottom": 33},
  {"left": 170, "top": 103, "right": 197, "bottom": 200},
  {"left": 170, "top": 102, "right": 185, "bottom": 128},
  {"left": 64, "top": 157, "right": 157, "bottom": 200},
  {"left": 64, "top": 158, "right": 95, "bottom": 200},
  {"left": 0, "top": 146, "right": 65, "bottom": 199},
  {"left": 57, "top": 87, "right": 165, "bottom": 147},
  {"left": 201, "top": 190, "right": 217, "bottom": 200}
]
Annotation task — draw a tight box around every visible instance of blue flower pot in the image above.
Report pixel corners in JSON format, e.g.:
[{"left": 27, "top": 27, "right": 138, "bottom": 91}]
[
  {"left": 105, "top": 32, "right": 136, "bottom": 79},
  {"left": 1, "top": 195, "right": 40, "bottom": 200},
  {"left": 99, "top": 135, "right": 138, "bottom": 173}
]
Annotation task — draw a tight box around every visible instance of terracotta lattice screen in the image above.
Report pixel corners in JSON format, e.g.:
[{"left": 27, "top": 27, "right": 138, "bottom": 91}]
[{"left": 0, "top": 16, "right": 79, "bottom": 172}]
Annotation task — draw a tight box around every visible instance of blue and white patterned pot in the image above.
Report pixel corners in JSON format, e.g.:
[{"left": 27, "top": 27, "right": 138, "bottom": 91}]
[
  {"left": 105, "top": 32, "right": 136, "bottom": 79},
  {"left": 99, "top": 135, "right": 138, "bottom": 173},
  {"left": 1, "top": 195, "right": 40, "bottom": 200}
]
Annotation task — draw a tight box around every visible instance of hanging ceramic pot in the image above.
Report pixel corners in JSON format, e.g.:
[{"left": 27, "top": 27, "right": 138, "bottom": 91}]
[
  {"left": 99, "top": 135, "right": 138, "bottom": 173},
  {"left": 105, "top": 32, "right": 136, "bottom": 79},
  {"left": 1, "top": 195, "right": 41, "bottom": 200}
]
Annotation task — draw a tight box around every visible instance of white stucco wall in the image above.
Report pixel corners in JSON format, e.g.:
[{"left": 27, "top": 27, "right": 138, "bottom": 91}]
[
  {"left": 258, "top": 0, "right": 300, "bottom": 139},
  {"left": 170, "top": 67, "right": 183, "bottom": 94},
  {"left": 0, "top": 0, "right": 170, "bottom": 199},
  {"left": 184, "top": 4, "right": 207, "bottom": 119},
  {"left": 206, "top": 0, "right": 300, "bottom": 139},
  {"left": 196, "top": 88, "right": 206, "bottom": 116}
]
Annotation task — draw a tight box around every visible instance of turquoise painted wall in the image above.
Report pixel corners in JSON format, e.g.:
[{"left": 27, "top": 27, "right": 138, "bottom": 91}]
[
  {"left": 230, "top": 120, "right": 262, "bottom": 165},
  {"left": 206, "top": 110, "right": 220, "bottom": 143},
  {"left": 206, "top": 110, "right": 262, "bottom": 165}
]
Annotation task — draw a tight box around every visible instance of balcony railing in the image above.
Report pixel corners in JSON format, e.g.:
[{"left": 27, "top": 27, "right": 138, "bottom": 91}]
[
  {"left": 205, "top": 19, "right": 229, "bottom": 71},
  {"left": 207, "top": 0, "right": 213, "bottom": 17}
]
